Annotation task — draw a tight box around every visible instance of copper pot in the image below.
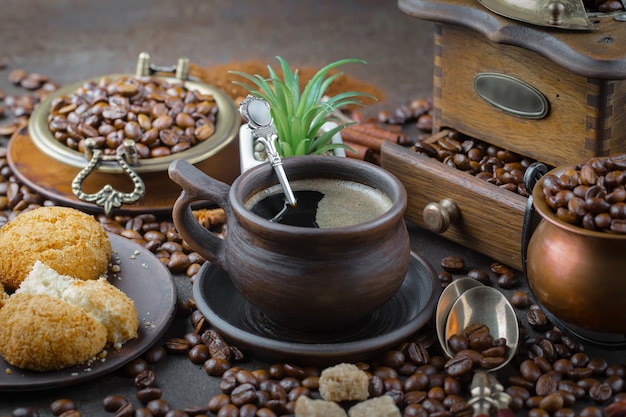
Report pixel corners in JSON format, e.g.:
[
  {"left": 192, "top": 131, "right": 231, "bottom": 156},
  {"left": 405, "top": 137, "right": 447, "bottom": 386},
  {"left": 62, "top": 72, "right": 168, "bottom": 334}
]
[{"left": 526, "top": 164, "right": 626, "bottom": 334}]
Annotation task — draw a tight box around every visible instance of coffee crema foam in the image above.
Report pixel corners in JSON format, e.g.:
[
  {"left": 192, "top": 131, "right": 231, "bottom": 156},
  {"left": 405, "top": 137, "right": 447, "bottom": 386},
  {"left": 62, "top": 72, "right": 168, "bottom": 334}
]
[{"left": 245, "top": 178, "right": 393, "bottom": 228}]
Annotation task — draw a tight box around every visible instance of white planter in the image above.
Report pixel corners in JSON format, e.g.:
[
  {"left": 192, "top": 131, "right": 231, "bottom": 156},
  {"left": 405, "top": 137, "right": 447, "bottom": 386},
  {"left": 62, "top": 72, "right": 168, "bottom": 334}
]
[{"left": 239, "top": 121, "right": 346, "bottom": 174}]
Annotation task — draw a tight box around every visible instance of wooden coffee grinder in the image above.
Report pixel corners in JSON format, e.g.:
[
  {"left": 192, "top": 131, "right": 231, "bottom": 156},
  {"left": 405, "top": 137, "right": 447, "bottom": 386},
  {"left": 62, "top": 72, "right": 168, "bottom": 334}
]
[{"left": 383, "top": 0, "right": 626, "bottom": 272}]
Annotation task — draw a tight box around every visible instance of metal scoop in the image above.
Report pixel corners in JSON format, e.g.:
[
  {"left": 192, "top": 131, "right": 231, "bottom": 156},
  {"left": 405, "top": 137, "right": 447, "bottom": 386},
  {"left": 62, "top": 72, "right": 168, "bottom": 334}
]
[
  {"left": 436, "top": 282, "right": 519, "bottom": 417},
  {"left": 239, "top": 95, "right": 297, "bottom": 207},
  {"left": 443, "top": 285, "right": 519, "bottom": 370},
  {"left": 435, "top": 277, "right": 484, "bottom": 353}
]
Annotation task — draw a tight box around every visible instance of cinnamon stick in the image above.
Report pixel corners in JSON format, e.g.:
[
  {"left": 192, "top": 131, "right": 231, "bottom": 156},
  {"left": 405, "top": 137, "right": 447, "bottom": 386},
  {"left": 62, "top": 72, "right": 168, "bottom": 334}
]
[
  {"left": 341, "top": 128, "right": 385, "bottom": 152},
  {"left": 348, "top": 123, "right": 404, "bottom": 143},
  {"left": 344, "top": 140, "right": 373, "bottom": 161}
]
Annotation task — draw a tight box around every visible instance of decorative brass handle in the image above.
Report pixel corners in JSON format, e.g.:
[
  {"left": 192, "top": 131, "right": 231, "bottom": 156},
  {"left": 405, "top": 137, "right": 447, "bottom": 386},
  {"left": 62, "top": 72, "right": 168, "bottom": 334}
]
[
  {"left": 423, "top": 198, "right": 461, "bottom": 233},
  {"left": 71, "top": 139, "right": 145, "bottom": 216}
]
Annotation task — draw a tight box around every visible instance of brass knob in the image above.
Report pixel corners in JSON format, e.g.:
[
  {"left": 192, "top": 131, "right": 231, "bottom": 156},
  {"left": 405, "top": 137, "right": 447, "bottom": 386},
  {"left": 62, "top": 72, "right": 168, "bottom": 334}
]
[
  {"left": 548, "top": 1, "right": 565, "bottom": 25},
  {"left": 423, "top": 198, "right": 461, "bottom": 233}
]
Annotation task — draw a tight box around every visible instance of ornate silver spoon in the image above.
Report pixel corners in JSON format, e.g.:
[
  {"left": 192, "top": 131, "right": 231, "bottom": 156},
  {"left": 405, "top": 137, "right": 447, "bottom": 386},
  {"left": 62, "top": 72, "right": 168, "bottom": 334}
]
[{"left": 239, "top": 95, "right": 297, "bottom": 208}]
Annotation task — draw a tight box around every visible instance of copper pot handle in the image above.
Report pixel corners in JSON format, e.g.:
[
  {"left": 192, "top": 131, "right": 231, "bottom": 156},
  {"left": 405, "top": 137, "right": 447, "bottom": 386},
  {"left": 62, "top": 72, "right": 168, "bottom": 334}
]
[{"left": 521, "top": 161, "right": 548, "bottom": 279}]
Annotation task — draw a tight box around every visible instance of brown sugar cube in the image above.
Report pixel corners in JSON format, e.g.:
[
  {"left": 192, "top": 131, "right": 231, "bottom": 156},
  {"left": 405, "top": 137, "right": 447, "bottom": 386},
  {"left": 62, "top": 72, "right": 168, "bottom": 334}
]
[
  {"left": 295, "top": 396, "right": 348, "bottom": 417},
  {"left": 348, "top": 395, "right": 401, "bottom": 417},
  {"left": 319, "top": 363, "right": 369, "bottom": 402}
]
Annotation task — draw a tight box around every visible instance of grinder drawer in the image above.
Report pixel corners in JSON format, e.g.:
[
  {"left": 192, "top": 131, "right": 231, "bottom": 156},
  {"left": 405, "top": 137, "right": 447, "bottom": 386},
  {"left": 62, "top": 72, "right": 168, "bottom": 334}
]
[
  {"left": 381, "top": 141, "right": 527, "bottom": 271},
  {"left": 432, "top": 23, "right": 626, "bottom": 168}
]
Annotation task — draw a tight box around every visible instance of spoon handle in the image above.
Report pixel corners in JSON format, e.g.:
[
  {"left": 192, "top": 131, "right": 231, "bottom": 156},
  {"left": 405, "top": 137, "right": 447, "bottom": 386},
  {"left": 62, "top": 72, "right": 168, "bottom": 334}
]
[{"left": 257, "top": 135, "right": 297, "bottom": 207}]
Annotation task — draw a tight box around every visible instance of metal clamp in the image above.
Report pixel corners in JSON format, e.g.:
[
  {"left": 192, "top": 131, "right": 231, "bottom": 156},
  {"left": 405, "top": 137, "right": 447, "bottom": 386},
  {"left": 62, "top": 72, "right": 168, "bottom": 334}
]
[
  {"left": 135, "top": 51, "right": 190, "bottom": 80},
  {"left": 71, "top": 139, "right": 146, "bottom": 216}
]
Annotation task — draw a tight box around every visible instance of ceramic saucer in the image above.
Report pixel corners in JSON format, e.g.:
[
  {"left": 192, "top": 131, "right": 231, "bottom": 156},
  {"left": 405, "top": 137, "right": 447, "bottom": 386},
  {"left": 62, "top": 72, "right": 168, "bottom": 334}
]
[{"left": 193, "top": 251, "right": 440, "bottom": 366}]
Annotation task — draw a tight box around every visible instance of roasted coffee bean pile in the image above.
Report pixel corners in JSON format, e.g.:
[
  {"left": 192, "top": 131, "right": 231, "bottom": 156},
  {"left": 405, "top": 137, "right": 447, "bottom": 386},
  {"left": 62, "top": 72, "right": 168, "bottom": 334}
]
[
  {"left": 374, "top": 97, "right": 434, "bottom": 133},
  {"left": 541, "top": 153, "right": 626, "bottom": 234},
  {"left": 47, "top": 75, "right": 218, "bottom": 159},
  {"left": 413, "top": 130, "right": 538, "bottom": 197},
  {"left": 95, "top": 210, "right": 226, "bottom": 279},
  {"left": 444, "top": 323, "right": 509, "bottom": 376},
  {"left": 439, "top": 256, "right": 520, "bottom": 290},
  {"left": 0, "top": 69, "right": 60, "bottom": 138}
]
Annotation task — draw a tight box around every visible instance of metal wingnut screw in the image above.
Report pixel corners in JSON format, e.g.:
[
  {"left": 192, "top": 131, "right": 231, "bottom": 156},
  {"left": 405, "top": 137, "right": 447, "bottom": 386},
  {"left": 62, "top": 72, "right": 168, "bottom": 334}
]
[{"left": 468, "top": 371, "right": 497, "bottom": 417}]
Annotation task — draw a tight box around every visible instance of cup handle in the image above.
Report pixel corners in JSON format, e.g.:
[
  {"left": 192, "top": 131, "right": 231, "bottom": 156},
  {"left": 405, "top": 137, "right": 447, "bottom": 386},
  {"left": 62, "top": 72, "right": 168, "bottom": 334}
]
[{"left": 168, "top": 159, "right": 232, "bottom": 271}]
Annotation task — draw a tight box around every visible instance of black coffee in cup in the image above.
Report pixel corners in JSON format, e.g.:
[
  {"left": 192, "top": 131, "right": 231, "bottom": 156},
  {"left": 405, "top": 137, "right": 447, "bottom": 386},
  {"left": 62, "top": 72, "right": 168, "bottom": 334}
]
[{"left": 245, "top": 178, "right": 393, "bottom": 228}]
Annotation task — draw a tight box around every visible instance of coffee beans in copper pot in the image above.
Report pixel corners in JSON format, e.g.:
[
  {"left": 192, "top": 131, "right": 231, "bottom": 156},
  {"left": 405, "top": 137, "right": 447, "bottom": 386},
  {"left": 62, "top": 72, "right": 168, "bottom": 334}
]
[
  {"left": 47, "top": 75, "right": 218, "bottom": 158},
  {"left": 541, "top": 154, "right": 626, "bottom": 233}
]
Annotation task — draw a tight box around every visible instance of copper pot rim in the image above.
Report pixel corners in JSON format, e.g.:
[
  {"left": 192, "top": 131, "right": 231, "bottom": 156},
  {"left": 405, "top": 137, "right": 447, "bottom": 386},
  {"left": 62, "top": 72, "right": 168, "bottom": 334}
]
[
  {"left": 28, "top": 73, "right": 239, "bottom": 174},
  {"left": 532, "top": 163, "right": 626, "bottom": 240}
]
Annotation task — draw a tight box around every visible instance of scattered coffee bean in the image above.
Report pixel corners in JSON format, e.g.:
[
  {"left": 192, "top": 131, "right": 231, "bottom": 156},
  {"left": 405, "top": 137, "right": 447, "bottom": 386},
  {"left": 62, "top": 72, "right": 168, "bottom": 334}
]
[
  {"left": 466, "top": 268, "right": 490, "bottom": 284},
  {"left": 50, "top": 399, "right": 76, "bottom": 415},
  {"left": 143, "top": 345, "right": 167, "bottom": 364},
  {"left": 527, "top": 304, "right": 550, "bottom": 330},
  {"left": 10, "top": 407, "right": 40, "bottom": 417},
  {"left": 510, "top": 291, "right": 531, "bottom": 308},
  {"left": 136, "top": 387, "right": 163, "bottom": 404},
  {"left": 441, "top": 255, "right": 465, "bottom": 272},
  {"left": 102, "top": 395, "right": 129, "bottom": 412}
]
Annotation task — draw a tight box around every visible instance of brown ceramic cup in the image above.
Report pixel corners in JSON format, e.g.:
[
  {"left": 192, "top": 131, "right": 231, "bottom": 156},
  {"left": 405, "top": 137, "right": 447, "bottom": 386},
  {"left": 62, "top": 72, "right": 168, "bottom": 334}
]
[{"left": 169, "top": 156, "right": 411, "bottom": 332}]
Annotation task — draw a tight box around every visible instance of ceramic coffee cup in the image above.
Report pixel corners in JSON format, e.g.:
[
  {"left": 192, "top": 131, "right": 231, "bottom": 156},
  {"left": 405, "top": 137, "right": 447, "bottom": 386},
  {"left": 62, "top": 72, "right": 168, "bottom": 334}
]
[{"left": 169, "top": 156, "right": 411, "bottom": 332}]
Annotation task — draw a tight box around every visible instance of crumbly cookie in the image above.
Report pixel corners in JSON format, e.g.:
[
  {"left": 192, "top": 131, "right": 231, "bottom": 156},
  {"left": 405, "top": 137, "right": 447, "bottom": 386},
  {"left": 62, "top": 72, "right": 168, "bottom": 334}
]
[
  {"left": 62, "top": 277, "right": 138, "bottom": 347},
  {"left": 18, "top": 261, "right": 138, "bottom": 348},
  {"left": 0, "top": 206, "right": 111, "bottom": 291},
  {"left": 0, "top": 281, "right": 7, "bottom": 308},
  {"left": 0, "top": 293, "right": 107, "bottom": 371},
  {"left": 319, "top": 363, "right": 370, "bottom": 402}
]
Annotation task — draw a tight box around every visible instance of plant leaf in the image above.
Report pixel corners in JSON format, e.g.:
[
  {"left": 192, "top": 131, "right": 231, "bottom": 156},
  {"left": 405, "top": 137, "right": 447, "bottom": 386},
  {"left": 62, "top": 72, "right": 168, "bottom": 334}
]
[{"left": 231, "top": 57, "right": 374, "bottom": 156}]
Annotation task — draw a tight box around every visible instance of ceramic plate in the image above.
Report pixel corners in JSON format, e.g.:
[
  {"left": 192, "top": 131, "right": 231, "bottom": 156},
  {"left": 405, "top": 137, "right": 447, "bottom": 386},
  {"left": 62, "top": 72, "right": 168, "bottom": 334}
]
[
  {"left": 0, "top": 233, "right": 177, "bottom": 391},
  {"left": 193, "top": 251, "right": 440, "bottom": 366}
]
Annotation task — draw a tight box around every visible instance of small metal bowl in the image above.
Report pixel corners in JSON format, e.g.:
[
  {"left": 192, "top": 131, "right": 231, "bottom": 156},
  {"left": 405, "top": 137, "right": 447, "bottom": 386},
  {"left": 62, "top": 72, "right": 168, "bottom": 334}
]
[{"left": 23, "top": 53, "right": 240, "bottom": 214}]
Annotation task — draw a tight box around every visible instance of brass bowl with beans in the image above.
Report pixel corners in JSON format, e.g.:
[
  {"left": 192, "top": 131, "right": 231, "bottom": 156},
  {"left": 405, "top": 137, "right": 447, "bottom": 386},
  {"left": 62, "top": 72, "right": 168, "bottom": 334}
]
[
  {"left": 527, "top": 153, "right": 626, "bottom": 334},
  {"left": 28, "top": 73, "right": 239, "bottom": 174}
]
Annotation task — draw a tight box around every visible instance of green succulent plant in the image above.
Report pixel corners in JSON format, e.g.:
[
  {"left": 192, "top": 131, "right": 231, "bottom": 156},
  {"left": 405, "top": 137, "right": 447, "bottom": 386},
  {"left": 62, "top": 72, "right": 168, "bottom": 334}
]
[{"left": 230, "top": 56, "right": 376, "bottom": 157}]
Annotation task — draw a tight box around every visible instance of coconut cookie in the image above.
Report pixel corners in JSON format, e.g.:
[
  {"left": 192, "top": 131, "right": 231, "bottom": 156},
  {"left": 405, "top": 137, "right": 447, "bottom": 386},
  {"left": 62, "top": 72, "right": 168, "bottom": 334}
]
[
  {"left": 0, "top": 293, "right": 107, "bottom": 371},
  {"left": 0, "top": 281, "right": 8, "bottom": 308},
  {"left": 0, "top": 206, "right": 111, "bottom": 291},
  {"left": 17, "top": 261, "right": 139, "bottom": 348}
]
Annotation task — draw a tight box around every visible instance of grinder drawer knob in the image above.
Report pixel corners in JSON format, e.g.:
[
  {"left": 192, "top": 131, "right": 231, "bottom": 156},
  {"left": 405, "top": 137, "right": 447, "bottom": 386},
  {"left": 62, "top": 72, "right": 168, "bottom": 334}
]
[{"left": 423, "top": 198, "right": 461, "bottom": 233}]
